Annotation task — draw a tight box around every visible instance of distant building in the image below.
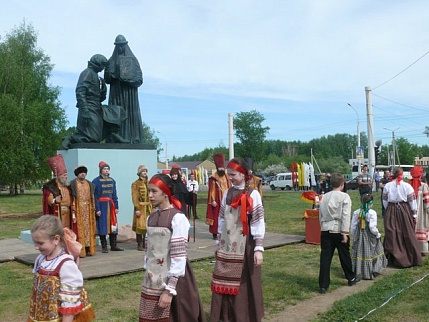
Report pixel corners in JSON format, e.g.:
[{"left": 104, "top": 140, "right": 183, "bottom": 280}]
[{"left": 414, "top": 156, "right": 429, "bottom": 167}]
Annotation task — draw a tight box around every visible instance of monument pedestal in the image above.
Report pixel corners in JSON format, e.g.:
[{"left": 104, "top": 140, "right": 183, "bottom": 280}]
[{"left": 59, "top": 145, "right": 157, "bottom": 225}]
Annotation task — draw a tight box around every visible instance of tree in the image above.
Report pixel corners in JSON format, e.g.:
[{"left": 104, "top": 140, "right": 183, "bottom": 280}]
[
  {"left": 234, "top": 110, "right": 270, "bottom": 161},
  {"left": 0, "top": 21, "right": 67, "bottom": 193}
]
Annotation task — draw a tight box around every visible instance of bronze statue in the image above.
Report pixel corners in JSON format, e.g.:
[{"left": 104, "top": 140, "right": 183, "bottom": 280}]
[
  {"left": 62, "top": 54, "right": 127, "bottom": 149},
  {"left": 104, "top": 35, "right": 144, "bottom": 144}
]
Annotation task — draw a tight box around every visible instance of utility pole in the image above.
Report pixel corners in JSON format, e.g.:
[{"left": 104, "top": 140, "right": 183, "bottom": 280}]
[
  {"left": 347, "top": 103, "right": 361, "bottom": 174},
  {"left": 384, "top": 127, "right": 400, "bottom": 168},
  {"left": 365, "top": 86, "right": 375, "bottom": 177},
  {"left": 228, "top": 113, "right": 234, "bottom": 159}
]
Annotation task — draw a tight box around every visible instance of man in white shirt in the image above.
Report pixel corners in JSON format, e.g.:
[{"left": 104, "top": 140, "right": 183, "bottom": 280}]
[
  {"left": 187, "top": 173, "right": 199, "bottom": 219},
  {"left": 318, "top": 173, "right": 358, "bottom": 294}
]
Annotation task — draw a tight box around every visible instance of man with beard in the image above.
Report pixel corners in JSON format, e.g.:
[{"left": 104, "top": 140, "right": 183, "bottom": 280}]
[
  {"left": 206, "top": 153, "right": 231, "bottom": 240},
  {"left": 93, "top": 161, "right": 123, "bottom": 253},
  {"left": 131, "top": 164, "right": 152, "bottom": 251},
  {"left": 42, "top": 154, "right": 75, "bottom": 230},
  {"left": 70, "top": 165, "right": 97, "bottom": 257}
]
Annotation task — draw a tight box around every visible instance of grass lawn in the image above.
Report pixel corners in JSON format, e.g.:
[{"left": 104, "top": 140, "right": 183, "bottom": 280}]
[{"left": 1, "top": 189, "right": 427, "bottom": 321}]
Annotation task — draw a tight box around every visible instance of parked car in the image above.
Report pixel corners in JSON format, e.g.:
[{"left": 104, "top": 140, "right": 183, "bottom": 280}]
[
  {"left": 345, "top": 176, "right": 360, "bottom": 190},
  {"left": 270, "top": 172, "right": 294, "bottom": 190},
  {"left": 255, "top": 174, "right": 270, "bottom": 185}
]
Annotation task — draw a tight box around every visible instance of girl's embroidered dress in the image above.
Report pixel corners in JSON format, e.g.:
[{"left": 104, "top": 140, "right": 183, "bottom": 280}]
[
  {"left": 139, "top": 207, "right": 205, "bottom": 322},
  {"left": 28, "top": 252, "right": 95, "bottom": 322},
  {"left": 210, "top": 186, "right": 265, "bottom": 322}
]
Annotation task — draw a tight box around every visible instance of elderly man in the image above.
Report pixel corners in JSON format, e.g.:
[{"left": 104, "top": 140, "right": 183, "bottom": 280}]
[
  {"left": 42, "top": 154, "right": 75, "bottom": 230},
  {"left": 70, "top": 165, "right": 97, "bottom": 257},
  {"left": 206, "top": 153, "right": 231, "bottom": 240}
]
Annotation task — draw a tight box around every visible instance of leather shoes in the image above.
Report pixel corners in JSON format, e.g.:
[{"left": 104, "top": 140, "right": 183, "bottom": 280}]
[
  {"left": 319, "top": 288, "right": 327, "bottom": 294},
  {"left": 348, "top": 277, "right": 360, "bottom": 286}
]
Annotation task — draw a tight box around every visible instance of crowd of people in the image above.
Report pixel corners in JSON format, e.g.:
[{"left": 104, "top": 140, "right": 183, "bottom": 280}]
[
  {"left": 29, "top": 147, "right": 429, "bottom": 321},
  {"left": 318, "top": 165, "right": 428, "bottom": 295},
  {"left": 33, "top": 153, "right": 265, "bottom": 321}
]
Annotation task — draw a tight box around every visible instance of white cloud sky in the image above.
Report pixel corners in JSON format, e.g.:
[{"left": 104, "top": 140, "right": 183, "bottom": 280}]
[{"left": 1, "top": 0, "right": 429, "bottom": 159}]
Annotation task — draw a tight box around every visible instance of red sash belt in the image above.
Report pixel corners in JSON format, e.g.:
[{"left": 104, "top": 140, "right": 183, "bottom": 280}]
[
  {"left": 99, "top": 197, "right": 117, "bottom": 227},
  {"left": 230, "top": 193, "right": 253, "bottom": 236}
]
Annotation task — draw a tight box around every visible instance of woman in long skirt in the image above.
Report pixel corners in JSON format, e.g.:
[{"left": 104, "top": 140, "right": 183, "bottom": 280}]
[{"left": 382, "top": 167, "right": 422, "bottom": 268}]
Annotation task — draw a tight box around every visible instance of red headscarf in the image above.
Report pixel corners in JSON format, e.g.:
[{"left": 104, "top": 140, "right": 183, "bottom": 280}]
[
  {"left": 149, "top": 177, "right": 182, "bottom": 210},
  {"left": 227, "top": 160, "right": 253, "bottom": 236},
  {"left": 409, "top": 166, "right": 423, "bottom": 197}
]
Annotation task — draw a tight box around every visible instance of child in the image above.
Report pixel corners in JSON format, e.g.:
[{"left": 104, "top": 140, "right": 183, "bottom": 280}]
[
  {"left": 318, "top": 173, "right": 357, "bottom": 294},
  {"left": 139, "top": 174, "right": 205, "bottom": 321},
  {"left": 210, "top": 157, "right": 265, "bottom": 322},
  {"left": 29, "top": 215, "right": 95, "bottom": 322},
  {"left": 351, "top": 194, "right": 387, "bottom": 280}
]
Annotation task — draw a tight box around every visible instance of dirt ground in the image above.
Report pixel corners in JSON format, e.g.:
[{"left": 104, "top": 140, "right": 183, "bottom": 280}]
[{"left": 263, "top": 268, "right": 395, "bottom": 322}]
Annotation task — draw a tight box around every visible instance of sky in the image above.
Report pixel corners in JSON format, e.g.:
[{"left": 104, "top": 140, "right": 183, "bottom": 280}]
[{"left": 2, "top": 1, "right": 429, "bottom": 161}]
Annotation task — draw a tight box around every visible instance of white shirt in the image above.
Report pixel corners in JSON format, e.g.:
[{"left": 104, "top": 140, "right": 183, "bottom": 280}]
[
  {"left": 187, "top": 179, "right": 199, "bottom": 193},
  {"left": 382, "top": 180, "right": 417, "bottom": 215},
  {"left": 351, "top": 208, "right": 381, "bottom": 238}
]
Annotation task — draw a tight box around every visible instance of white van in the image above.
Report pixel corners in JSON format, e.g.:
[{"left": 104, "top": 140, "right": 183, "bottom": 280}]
[{"left": 270, "top": 172, "right": 294, "bottom": 190}]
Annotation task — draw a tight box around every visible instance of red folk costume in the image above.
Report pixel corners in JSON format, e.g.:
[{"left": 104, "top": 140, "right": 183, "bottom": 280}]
[
  {"left": 206, "top": 153, "right": 231, "bottom": 236},
  {"left": 42, "top": 154, "right": 76, "bottom": 231}
]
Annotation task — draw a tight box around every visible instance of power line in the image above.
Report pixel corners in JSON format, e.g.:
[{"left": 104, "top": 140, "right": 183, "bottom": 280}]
[
  {"left": 372, "top": 93, "right": 429, "bottom": 112},
  {"left": 373, "top": 49, "right": 429, "bottom": 90},
  {"left": 372, "top": 51, "right": 429, "bottom": 90}
]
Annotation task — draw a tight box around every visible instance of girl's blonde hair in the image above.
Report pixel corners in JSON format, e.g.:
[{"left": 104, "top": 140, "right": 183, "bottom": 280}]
[{"left": 31, "top": 215, "right": 64, "bottom": 243}]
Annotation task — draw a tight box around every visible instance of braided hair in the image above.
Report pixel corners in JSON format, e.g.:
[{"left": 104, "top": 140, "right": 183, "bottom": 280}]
[{"left": 358, "top": 194, "right": 374, "bottom": 229}]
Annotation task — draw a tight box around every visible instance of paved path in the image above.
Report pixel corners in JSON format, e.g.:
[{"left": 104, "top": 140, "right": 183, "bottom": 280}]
[{"left": 0, "top": 219, "right": 304, "bottom": 280}]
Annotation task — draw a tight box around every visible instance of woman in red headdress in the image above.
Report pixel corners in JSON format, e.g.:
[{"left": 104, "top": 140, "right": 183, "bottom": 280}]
[
  {"left": 409, "top": 167, "right": 429, "bottom": 255},
  {"left": 210, "top": 157, "right": 265, "bottom": 322},
  {"left": 139, "top": 174, "right": 205, "bottom": 322}
]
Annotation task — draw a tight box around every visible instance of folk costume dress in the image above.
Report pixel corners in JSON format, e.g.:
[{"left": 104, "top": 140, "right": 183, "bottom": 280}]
[
  {"left": 70, "top": 178, "right": 97, "bottom": 257},
  {"left": 415, "top": 183, "right": 429, "bottom": 255},
  {"left": 210, "top": 185, "right": 265, "bottom": 322},
  {"left": 28, "top": 252, "right": 95, "bottom": 322},
  {"left": 206, "top": 173, "right": 231, "bottom": 236},
  {"left": 351, "top": 207, "right": 387, "bottom": 280},
  {"left": 92, "top": 175, "right": 119, "bottom": 235},
  {"left": 42, "top": 179, "right": 75, "bottom": 230},
  {"left": 382, "top": 179, "right": 422, "bottom": 268},
  {"left": 139, "top": 206, "right": 206, "bottom": 322},
  {"left": 131, "top": 177, "right": 152, "bottom": 235}
]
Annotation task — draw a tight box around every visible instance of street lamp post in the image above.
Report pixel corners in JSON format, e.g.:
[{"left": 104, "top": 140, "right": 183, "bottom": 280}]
[
  {"left": 384, "top": 127, "right": 400, "bottom": 168},
  {"left": 348, "top": 103, "right": 361, "bottom": 174},
  {"left": 157, "top": 131, "right": 169, "bottom": 169}
]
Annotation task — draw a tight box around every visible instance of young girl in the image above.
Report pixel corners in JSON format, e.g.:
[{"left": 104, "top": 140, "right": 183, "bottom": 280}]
[
  {"left": 210, "top": 157, "right": 265, "bottom": 322},
  {"left": 139, "top": 173, "right": 205, "bottom": 321},
  {"left": 29, "top": 215, "right": 95, "bottom": 322},
  {"left": 351, "top": 194, "right": 387, "bottom": 280}
]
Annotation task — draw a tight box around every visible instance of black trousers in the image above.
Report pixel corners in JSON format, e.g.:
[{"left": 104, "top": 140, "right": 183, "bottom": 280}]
[{"left": 319, "top": 231, "right": 355, "bottom": 289}]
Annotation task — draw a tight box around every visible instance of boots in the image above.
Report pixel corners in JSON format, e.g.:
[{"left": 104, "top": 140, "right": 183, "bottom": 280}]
[
  {"left": 136, "top": 234, "right": 145, "bottom": 251},
  {"left": 100, "top": 235, "right": 108, "bottom": 253},
  {"left": 109, "top": 233, "right": 124, "bottom": 251}
]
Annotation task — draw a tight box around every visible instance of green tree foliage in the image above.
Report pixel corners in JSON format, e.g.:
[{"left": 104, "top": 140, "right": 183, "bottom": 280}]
[
  {"left": 234, "top": 110, "right": 270, "bottom": 161},
  {"left": 0, "top": 22, "right": 67, "bottom": 192},
  {"left": 394, "top": 137, "right": 420, "bottom": 165}
]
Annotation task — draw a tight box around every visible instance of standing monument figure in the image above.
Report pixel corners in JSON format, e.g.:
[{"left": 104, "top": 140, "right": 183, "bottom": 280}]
[
  {"left": 62, "top": 54, "right": 127, "bottom": 149},
  {"left": 104, "top": 34, "right": 144, "bottom": 144}
]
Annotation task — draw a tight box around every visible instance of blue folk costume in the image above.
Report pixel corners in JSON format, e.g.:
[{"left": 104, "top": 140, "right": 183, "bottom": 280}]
[{"left": 92, "top": 161, "right": 123, "bottom": 252}]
